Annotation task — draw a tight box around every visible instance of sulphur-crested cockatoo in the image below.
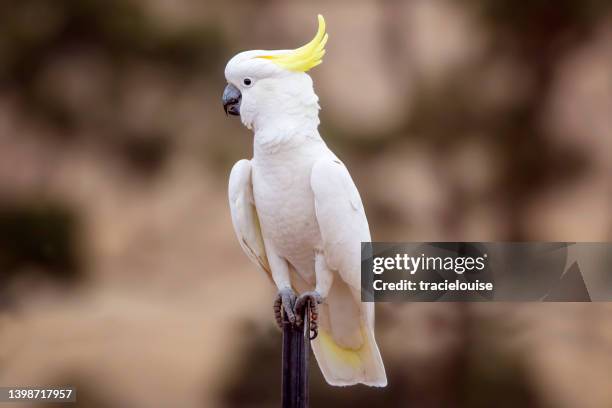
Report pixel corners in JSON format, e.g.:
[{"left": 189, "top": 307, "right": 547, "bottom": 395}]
[{"left": 223, "top": 15, "right": 386, "bottom": 387}]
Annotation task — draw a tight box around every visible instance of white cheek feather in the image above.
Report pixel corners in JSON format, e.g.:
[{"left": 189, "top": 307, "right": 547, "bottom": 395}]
[
  {"left": 243, "top": 75, "right": 319, "bottom": 136},
  {"left": 240, "top": 92, "right": 257, "bottom": 129}
]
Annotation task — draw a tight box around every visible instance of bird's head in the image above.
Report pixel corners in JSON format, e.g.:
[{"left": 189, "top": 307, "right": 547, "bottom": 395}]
[{"left": 223, "top": 15, "right": 327, "bottom": 131}]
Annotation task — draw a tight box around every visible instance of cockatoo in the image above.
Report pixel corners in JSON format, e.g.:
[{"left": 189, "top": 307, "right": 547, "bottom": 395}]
[{"left": 223, "top": 15, "right": 387, "bottom": 387}]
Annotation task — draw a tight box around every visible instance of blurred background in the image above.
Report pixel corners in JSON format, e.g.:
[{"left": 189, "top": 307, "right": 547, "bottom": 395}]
[{"left": 1, "top": 0, "right": 611, "bottom": 407}]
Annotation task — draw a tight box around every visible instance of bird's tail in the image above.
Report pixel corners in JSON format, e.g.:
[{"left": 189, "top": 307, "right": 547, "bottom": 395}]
[
  {"left": 290, "top": 268, "right": 386, "bottom": 387},
  {"left": 311, "top": 320, "right": 387, "bottom": 387}
]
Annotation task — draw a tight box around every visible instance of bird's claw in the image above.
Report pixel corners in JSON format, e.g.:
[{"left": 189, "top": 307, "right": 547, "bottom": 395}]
[
  {"left": 273, "top": 288, "right": 297, "bottom": 329},
  {"left": 295, "top": 291, "right": 323, "bottom": 340}
]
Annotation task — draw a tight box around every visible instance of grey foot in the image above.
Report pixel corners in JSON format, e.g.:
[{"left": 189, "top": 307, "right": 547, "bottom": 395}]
[
  {"left": 273, "top": 287, "right": 297, "bottom": 328},
  {"left": 295, "top": 291, "right": 323, "bottom": 339}
]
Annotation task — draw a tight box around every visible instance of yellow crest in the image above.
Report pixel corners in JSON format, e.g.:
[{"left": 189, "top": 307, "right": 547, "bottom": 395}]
[{"left": 258, "top": 15, "right": 328, "bottom": 72}]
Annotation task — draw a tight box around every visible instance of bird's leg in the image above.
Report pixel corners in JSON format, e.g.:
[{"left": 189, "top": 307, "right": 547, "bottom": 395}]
[
  {"left": 267, "top": 248, "right": 296, "bottom": 328},
  {"left": 274, "top": 287, "right": 297, "bottom": 329},
  {"left": 294, "top": 250, "right": 333, "bottom": 338}
]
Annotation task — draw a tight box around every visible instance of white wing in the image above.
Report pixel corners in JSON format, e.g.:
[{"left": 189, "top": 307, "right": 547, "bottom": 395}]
[
  {"left": 228, "top": 159, "right": 272, "bottom": 282},
  {"left": 310, "top": 156, "right": 387, "bottom": 387},
  {"left": 311, "top": 157, "right": 370, "bottom": 294}
]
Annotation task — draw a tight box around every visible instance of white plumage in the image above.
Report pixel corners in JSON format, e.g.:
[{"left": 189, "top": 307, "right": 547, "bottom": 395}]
[{"left": 224, "top": 16, "right": 386, "bottom": 387}]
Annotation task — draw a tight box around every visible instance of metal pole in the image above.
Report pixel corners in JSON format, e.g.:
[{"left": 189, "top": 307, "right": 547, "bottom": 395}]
[
  {"left": 299, "top": 303, "right": 310, "bottom": 408},
  {"left": 281, "top": 301, "right": 310, "bottom": 408}
]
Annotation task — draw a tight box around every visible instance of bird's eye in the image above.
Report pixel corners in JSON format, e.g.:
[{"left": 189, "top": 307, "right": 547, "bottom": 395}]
[{"left": 243, "top": 78, "right": 252, "bottom": 86}]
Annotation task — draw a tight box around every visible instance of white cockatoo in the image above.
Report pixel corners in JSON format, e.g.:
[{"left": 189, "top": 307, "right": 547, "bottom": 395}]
[{"left": 223, "top": 15, "right": 386, "bottom": 387}]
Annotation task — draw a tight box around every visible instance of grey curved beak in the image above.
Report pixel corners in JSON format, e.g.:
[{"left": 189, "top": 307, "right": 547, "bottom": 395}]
[{"left": 222, "top": 83, "right": 241, "bottom": 116}]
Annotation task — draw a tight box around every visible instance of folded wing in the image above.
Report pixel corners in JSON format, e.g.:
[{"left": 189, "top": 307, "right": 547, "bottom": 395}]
[
  {"left": 228, "top": 159, "right": 272, "bottom": 282},
  {"left": 310, "top": 157, "right": 387, "bottom": 387}
]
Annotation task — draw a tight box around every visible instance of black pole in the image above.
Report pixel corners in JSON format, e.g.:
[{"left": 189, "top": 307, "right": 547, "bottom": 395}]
[
  {"left": 281, "top": 301, "right": 310, "bottom": 408},
  {"left": 299, "top": 304, "right": 310, "bottom": 408}
]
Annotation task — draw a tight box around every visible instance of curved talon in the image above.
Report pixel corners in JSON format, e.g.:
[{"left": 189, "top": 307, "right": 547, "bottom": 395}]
[
  {"left": 273, "top": 296, "right": 283, "bottom": 329},
  {"left": 310, "top": 310, "right": 318, "bottom": 340},
  {"left": 310, "top": 328, "right": 318, "bottom": 340},
  {"left": 294, "top": 291, "right": 322, "bottom": 338}
]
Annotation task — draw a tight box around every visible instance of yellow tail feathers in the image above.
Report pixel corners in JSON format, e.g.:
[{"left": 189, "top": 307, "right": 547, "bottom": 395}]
[{"left": 311, "top": 325, "right": 387, "bottom": 387}]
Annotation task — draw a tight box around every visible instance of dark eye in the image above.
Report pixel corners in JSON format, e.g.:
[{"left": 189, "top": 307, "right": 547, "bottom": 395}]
[{"left": 243, "top": 78, "right": 252, "bottom": 86}]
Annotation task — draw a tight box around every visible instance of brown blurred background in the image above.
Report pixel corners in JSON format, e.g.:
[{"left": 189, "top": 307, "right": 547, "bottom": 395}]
[{"left": 1, "top": 0, "right": 611, "bottom": 407}]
